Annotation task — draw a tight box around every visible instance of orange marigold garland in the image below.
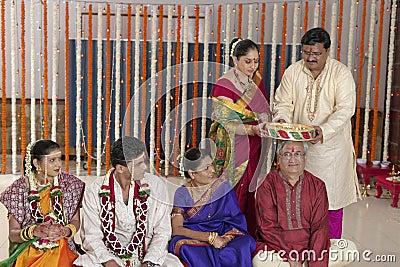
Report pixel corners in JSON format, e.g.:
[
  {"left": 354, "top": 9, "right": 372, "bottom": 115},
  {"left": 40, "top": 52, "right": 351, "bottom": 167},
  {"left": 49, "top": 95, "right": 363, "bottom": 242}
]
[
  {"left": 43, "top": 0, "right": 49, "bottom": 139},
  {"left": 192, "top": 5, "right": 200, "bottom": 148},
  {"left": 125, "top": 5, "right": 132, "bottom": 136},
  {"left": 371, "top": 0, "right": 385, "bottom": 159},
  {"left": 259, "top": 3, "right": 266, "bottom": 74},
  {"left": 321, "top": 0, "right": 326, "bottom": 28},
  {"left": 64, "top": 1, "right": 70, "bottom": 171},
  {"left": 337, "top": 0, "right": 344, "bottom": 61},
  {"left": 304, "top": 1, "right": 309, "bottom": 33},
  {"left": 173, "top": 5, "right": 181, "bottom": 176},
  {"left": 280, "top": 3, "right": 287, "bottom": 79},
  {"left": 87, "top": 4, "right": 93, "bottom": 175},
  {"left": 156, "top": 5, "right": 164, "bottom": 172},
  {"left": 21, "top": 0, "right": 27, "bottom": 170},
  {"left": 141, "top": 6, "right": 148, "bottom": 141},
  {"left": 237, "top": 4, "right": 243, "bottom": 38},
  {"left": 215, "top": 5, "right": 222, "bottom": 80},
  {"left": 105, "top": 4, "right": 111, "bottom": 171},
  {"left": 354, "top": 0, "right": 367, "bottom": 157},
  {"left": 1, "top": 0, "right": 5, "bottom": 173}
]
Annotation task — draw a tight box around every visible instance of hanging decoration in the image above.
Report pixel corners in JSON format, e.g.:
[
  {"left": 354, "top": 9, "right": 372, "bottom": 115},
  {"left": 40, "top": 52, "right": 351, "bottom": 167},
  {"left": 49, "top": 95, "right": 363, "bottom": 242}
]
[
  {"left": 180, "top": 5, "right": 189, "bottom": 158},
  {"left": 149, "top": 5, "right": 157, "bottom": 173},
  {"left": 191, "top": 5, "right": 199, "bottom": 148},
  {"left": 125, "top": 4, "right": 132, "bottom": 137},
  {"left": 224, "top": 4, "right": 231, "bottom": 73},
  {"left": 64, "top": 1, "right": 69, "bottom": 171},
  {"left": 105, "top": 4, "right": 111, "bottom": 171},
  {"left": 303, "top": 1, "right": 309, "bottom": 33},
  {"left": 43, "top": 0, "right": 49, "bottom": 139},
  {"left": 337, "top": 0, "right": 344, "bottom": 61},
  {"left": 96, "top": 3, "right": 103, "bottom": 177},
  {"left": 382, "top": 0, "right": 397, "bottom": 162},
  {"left": 259, "top": 3, "right": 266, "bottom": 74},
  {"left": 321, "top": 0, "right": 326, "bottom": 29},
  {"left": 237, "top": 4, "right": 243, "bottom": 38},
  {"left": 329, "top": 1, "right": 337, "bottom": 59},
  {"left": 247, "top": 4, "right": 253, "bottom": 40},
  {"left": 51, "top": 2, "right": 59, "bottom": 141},
  {"left": 20, "top": 0, "right": 27, "bottom": 170},
  {"left": 1, "top": 0, "right": 6, "bottom": 174},
  {"left": 201, "top": 6, "right": 210, "bottom": 149},
  {"left": 269, "top": 3, "right": 278, "bottom": 109},
  {"left": 75, "top": 2, "right": 82, "bottom": 176},
  {"left": 11, "top": 1, "right": 17, "bottom": 174},
  {"left": 347, "top": 0, "right": 356, "bottom": 70},
  {"left": 133, "top": 4, "right": 141, "bottom": 138},
  {"left": 114, "top": 4, "right": 122, "bottom": 141},
  {"left": 141, "top": 6, "right": 148, "bottom": 141},
  {"left": 370, "top": 0, "right": 386, "bottom": 160},
  {"left": 215, "top": 4, "right": 222, "bottom": 79},
  {"left": 87, "top": 4, "right": 93, "bottom": 175},
  {"left": 291, "top": 4, "right": 300, "bottom": 64},
  {"left": 361, "top": 0, "right": 377, "bottom": 160},
  {"left": 280, "top": 2, "right": 287, "bottom": 79},
  {"left": 313, "top": 1, "right": 319, "bottom": 28},
  {"left": 156, "top": 5, "right": 164, "bottom": 172}
]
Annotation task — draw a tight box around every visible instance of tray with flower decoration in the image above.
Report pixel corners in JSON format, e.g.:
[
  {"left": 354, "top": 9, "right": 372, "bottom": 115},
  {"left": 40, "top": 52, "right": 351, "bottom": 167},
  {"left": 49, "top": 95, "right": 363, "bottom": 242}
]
[{"left": 260, "top": 122, "right": 315, "bottom": 141}]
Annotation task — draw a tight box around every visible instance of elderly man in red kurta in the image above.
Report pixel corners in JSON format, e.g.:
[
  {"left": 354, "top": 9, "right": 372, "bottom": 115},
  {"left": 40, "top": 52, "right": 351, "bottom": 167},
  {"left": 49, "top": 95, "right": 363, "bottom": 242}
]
[{"left": 253, "top": 141, "right": 330, "bottom": 267}]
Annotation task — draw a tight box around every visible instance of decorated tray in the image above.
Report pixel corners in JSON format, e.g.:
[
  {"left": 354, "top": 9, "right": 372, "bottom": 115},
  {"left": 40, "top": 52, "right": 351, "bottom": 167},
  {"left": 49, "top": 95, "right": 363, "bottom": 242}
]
[{"left": 260, "top": 122, "right": 315, "bottom": 141}]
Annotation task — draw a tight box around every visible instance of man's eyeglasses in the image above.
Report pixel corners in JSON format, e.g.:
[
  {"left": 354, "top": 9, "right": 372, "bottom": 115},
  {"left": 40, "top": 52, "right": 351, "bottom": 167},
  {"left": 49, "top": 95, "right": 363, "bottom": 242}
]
[
  {"left": 301, "top": 51, "right": 324, "bottom": 57},
  {"left": 280, "top": 151, "right": 305, "bottom": 160}
]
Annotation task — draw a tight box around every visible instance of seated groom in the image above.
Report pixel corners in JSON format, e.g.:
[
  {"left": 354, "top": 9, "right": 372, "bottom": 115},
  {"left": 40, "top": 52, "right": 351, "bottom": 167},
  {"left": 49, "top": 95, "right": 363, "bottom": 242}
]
[
  {"left": 253, "top": 140, "right": 330, "bottom": 267},
  {"left": 74, "top": 136, "right": 182, "bottom": 267}
]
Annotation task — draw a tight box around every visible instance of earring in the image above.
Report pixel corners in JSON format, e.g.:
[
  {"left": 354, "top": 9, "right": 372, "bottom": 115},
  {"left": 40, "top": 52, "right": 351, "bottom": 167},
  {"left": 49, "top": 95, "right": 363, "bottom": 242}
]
[{"left": 36, "top": 166, "right": 41, "bottom": 174}]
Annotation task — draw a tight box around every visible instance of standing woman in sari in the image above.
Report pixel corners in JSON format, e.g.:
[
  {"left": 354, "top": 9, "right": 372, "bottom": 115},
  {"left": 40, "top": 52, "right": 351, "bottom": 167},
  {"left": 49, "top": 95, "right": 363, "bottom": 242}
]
[
  {"left": 169, "top": 148, "right": 255, "bottom": 267},
  {"left": 0, "top": 139, "right": 85, "bottom": 266},
  {"left": 209, "top": 38, "right": 272, "bottom": 236}
]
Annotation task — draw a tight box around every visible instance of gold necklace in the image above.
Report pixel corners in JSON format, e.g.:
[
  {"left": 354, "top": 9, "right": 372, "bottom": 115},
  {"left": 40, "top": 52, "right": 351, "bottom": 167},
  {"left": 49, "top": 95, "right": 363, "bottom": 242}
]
[{"left": 189, "top": 181, "right": 213, "bottom": 219}]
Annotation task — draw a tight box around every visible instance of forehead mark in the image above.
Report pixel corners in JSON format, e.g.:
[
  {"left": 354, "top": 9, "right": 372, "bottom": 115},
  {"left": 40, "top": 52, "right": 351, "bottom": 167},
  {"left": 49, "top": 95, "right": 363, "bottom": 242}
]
[{"left": 291, "top": 146, "right": 295, "bottom": 152}]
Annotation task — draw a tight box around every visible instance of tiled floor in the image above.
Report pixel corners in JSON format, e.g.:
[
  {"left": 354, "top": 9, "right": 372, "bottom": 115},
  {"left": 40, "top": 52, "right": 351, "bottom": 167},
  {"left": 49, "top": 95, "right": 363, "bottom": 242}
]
[{"left": 0, "top": 175, "right": 399, "bottom": 266}]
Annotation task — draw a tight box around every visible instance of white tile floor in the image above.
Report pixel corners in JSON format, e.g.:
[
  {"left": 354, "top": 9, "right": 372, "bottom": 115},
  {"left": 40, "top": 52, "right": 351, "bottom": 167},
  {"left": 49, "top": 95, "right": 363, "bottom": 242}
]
[{"left": 0, "top": 175, "right": 399, "bottom": 266}]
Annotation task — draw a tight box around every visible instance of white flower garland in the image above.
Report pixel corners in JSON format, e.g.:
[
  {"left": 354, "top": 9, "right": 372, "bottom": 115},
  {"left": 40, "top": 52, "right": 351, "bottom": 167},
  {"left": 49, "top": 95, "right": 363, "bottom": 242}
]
[
  {"left": 201, "top": 6, "right": 210, "bottom": 149},
  {"left": 382, "top": 1, "right": 397, "bottom": 162},
  {"left": 164, "top": 6, "right": 173, "bottom": 176},
  {"left": 313, "top": 1, "right": 319, "bottom": 28},
  {"left": 133, "top": 5, "right": 141, "bottom": 138},
  {"left": 291, "top": 4, "right": 299, "bottom": 64},
  {"left": 247, "top": 4, "right": 253, "bottom": 40},
  {"left": 114, "top": 4, "right": 121, "bottom": 140},
  {"left": 361, "top": 0, "right": 376, "bottom": 159},
  {"left": 96, "top": 4, "right": 103, "bottom": 177},
  {"left": 11, "top": 1, "right": 17, "bottom": 174},
  {"left": 269, "top": 3, "right": 278, "bottom": 109},
  {"left": 149, "top": 5, "right": 157, "bottom": 173},
  {"left": 347, "top": 0, "right": 356, "bottom": 70},
  {"left": 51, "top": 2, "right": 59, "bottom": 141},
  {"left": 30, "top": 0, "right": 36, "bottom": 142},
  {"left": 224, "top": 4, "right": 231, "bottom": 73},
  {"left": 75, "top": 2, "right": 82, "bottom": 176},
  {"left": 329, "top": 1, "right": 337, "bottom": 59},
  {"left": 180, "top": 6, "right": 189, "bottom": 158}
]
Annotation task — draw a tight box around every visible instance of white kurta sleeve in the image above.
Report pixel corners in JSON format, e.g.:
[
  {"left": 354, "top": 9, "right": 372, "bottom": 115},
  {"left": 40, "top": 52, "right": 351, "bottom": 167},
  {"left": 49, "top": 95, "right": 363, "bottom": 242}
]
[
  {"left": 319, "top": 68, "right": 356, "bottom": 142},
  {"left": 273, "top": 67, "right": 295, "bottom": 123}
]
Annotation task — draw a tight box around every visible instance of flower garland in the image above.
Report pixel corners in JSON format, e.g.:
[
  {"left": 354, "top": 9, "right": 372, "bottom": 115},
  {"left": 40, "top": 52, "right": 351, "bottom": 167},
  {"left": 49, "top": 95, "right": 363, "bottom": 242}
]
[
  {"left": 149, "top": 5, "right": 157, "bottom": 173},
  {"left": 354, "top": 0, "right": 367, "bottom": 157},
  {"left": 191, "top": 5, "right": 199, "bottom": 148},
  {"left": 215, "top": 5, "right": 222, "bottom": 79},
  {"left": 329, "top": 1, "right": 337, "bottom": 59},
  {"left": 141, "top": 6, "right": 148, "bottom": 141},
  {"left": 180, "top": 6, "right": 189, "bottom": 158},
  {"left": 43, "top": 0, "right": 49, "bottom": 139},
  {"left": 25, "top": 142, "right": 64, "bottom": 251},
  {"left": 382, "top": 0, "right": 397, "bottom": 162},
  {"left": 133, "top": 4, "right": 140, "bottom": 138},
  {"left": 11, "top": 1, "right": 17, "bottom": 174},
  {"left": 173, "top": 5, "right": 182, "bottom": 176},
  {"left": 280, "top": 2, "right": 287, "bottom": 79},
  {"left": 259, "top": 3, "right": 266, "bottom": 73},
  {"left": 115, "top": 4, "right": 122, "bottom": 141},
  {"left": 313, "top": 1, "right": 319, "bottom": 28},
  {"left": 291, "top": 4, "right": 299, "bottom": 64},
  {"left": 247, "top": 4, "right": 253, "bottom": 40},
  {"left": 51, "top": 2, "right": 59, "bottom": 141},
  {"left": 270, "top": 3, "right": 278, "bottom": 109},
  {"left": 87, "top": 4, "right": 93, "bottom": 175},
  {"left": 362, "top": 0, "right": 377, "bottom": 160},
  {"left": 99, "top": 169, "right": 149, "bottom": 265},
  {"left": 1, "top": 0, "right": 6, "bottom": 173},
  {"left": 337, "top": 0, "right": 344, "bottom": 61},
  {"left": 105, "top": 4, "right": 111, "bottom": 171},
  {"left": 201, "top": 6, "right": 210, "bottom": 149},
  {"left": 164, "top": 5, "right": 173, "bottom": 176},
  {"left": 20, "top": 0, "right": 27, "bottom": 170},
  {"left": 64, "top": 1, "right": 69, "bottom": 171},
  {"left": 347, "top": 0, "right": 356, "bottom": 69},
  {"left": 125, "top": 4, "right": 132, "bottom": 136},
  {"left": 224, "top": 4, "right": 231, "bottom": 73},
  {"left": 96, "top": 4, "right": 103, "bottom": 177},
  {"left": 75, "top": 2, "right": 82, "bottom": 176},
  {"left": 303, "top": 1, "right": 309, "bottom": 33},
  {"left": 371, "top": 0, "right": 386, "bottom": 160},
  {"left": 237, "top": 4, "right": 242, "bottom": 38},
  {"left": 321, "top": 0, "right": 326, "bottom": 28},
  {"left": 156, "top": 5, "right": 164, "bottom": 172}
]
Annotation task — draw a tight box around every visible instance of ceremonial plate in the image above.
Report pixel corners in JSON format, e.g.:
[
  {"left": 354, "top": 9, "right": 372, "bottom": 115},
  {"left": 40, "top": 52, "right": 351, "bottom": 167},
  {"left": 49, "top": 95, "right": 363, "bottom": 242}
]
[{"left": 260, "top": 122, "right": 315, "bottom": 141}]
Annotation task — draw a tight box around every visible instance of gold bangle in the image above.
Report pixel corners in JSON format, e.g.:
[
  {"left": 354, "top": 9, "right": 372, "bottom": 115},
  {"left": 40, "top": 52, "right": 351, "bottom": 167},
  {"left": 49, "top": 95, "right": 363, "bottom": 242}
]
[
  {"left": 65, "top": 224, "right": 77, "bottom": 239},
  {"left": 208, "top": 232, "right": 217, "bottom": 245},
  {"left": 20, "top": 227, "right": 29, "bottom": 242},
  {"left": 27, "top": 225, "right": 37, "bottom": 239}
]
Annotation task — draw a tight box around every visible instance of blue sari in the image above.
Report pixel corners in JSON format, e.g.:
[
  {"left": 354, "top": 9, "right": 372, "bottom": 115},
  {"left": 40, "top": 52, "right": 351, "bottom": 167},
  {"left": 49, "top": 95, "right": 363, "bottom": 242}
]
[{"left": 168, "top": 177, "right": 256, "bottom": 267}]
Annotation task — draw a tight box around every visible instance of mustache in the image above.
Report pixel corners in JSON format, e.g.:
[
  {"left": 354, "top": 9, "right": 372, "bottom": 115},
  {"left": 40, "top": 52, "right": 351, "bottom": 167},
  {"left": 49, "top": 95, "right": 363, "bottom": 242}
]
[{"left": 306, "top": 60, "right": 317, "bottom": 63}]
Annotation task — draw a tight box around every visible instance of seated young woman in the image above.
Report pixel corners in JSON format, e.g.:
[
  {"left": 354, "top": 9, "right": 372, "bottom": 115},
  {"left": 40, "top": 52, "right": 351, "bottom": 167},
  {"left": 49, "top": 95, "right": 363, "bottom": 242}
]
[{"left": 168, "top": 148, "right": 255, "bottom": 267}]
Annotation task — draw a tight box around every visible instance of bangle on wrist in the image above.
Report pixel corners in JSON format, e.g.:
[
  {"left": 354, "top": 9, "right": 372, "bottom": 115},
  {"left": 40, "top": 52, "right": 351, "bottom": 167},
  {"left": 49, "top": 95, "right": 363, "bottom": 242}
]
[
  {"left": 208, "top": 232, "right": 217, "bottom": 245},
  {"left": 65, "top": 224, "right": 77, "bottom": 239}
]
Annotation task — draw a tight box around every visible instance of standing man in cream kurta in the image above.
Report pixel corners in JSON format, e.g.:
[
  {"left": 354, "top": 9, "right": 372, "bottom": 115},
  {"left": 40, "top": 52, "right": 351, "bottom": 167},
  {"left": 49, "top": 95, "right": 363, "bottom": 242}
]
[{"left": 273, "top": 28, "right": 360, "bottom": 239}]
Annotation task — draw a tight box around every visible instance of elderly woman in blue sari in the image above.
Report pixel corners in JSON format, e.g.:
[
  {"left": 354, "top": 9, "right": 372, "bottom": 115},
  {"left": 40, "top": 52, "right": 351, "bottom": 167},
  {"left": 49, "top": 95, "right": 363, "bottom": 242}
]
[{"left": 169, "top": 148, "right": 256, "bottom": 267}]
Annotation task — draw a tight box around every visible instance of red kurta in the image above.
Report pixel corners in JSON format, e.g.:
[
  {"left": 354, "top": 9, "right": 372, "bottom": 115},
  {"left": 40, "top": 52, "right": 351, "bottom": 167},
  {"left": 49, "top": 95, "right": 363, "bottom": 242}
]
[{"left": 255, "top": 170, "right": 330, "bottom": 267}]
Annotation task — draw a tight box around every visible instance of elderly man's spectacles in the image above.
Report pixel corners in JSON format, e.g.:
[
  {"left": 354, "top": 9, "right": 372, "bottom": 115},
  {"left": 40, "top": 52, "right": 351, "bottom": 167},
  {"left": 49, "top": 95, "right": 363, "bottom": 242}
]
[
  {"left": 280, "top": 151, "right": 305, "bottom": 160},
  {"left": 301, "top": 50, "right": 325, "bottom": 57}
]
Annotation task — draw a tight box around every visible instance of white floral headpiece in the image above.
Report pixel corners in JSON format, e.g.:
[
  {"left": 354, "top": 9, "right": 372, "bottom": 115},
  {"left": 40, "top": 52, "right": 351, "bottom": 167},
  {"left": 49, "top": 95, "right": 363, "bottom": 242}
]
[
  {"left": 177, "top": 155, "right": 185, "bottom": 177},
  {"left": 25, "top": 141, "right": 35, "bottom": 177},
  {"left": 230, "top": 38, "right": 242, "bottom": 58}
]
